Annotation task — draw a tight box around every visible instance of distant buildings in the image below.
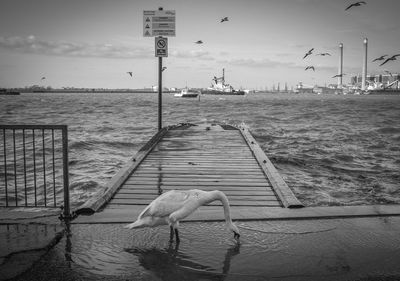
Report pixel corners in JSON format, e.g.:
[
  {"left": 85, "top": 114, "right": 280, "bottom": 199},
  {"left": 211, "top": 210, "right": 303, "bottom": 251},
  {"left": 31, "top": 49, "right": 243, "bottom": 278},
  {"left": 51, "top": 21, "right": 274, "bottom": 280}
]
[{"left": 350, "top": 73, "right": 400, "bottom": 90}]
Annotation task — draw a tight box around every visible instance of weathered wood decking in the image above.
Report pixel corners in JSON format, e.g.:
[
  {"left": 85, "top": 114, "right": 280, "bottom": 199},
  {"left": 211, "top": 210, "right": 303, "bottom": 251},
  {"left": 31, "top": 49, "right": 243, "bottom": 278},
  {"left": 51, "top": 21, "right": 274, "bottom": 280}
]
[{"left": 76, "top": 123, "right": 303, "bottom": 221}]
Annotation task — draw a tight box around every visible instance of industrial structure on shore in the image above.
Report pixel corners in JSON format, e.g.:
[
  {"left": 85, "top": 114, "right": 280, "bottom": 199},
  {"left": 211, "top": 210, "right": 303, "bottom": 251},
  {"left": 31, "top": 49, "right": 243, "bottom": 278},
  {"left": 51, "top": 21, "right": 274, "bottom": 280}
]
[{"left": 296, "top": 38, "right": 399, "bottom": 95}]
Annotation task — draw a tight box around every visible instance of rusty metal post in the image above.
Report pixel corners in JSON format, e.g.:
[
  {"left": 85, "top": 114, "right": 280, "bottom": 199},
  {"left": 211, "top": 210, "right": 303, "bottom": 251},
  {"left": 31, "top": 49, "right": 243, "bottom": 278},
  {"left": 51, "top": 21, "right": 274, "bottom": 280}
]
[
  {"left": 158, "top": 55, "right": 162, "bottom": 131},
  {"left": 62, "top": 126, "right": 70, "bottom": 218}
]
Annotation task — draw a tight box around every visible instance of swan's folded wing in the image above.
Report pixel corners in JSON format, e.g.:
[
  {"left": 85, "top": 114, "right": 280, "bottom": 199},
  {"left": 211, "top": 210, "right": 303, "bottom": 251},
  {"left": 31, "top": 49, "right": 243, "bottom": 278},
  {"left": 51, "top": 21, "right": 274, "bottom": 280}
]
[{"left": 142, "top": 190, "right": 190, "bottom": 218}]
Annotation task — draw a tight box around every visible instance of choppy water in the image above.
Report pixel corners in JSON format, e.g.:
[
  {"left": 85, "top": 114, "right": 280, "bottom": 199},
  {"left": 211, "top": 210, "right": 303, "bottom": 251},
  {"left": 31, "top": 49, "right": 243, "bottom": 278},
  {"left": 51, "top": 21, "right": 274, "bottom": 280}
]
[{"left": 1, "top": 92, "right": 399, "bottom": 207}]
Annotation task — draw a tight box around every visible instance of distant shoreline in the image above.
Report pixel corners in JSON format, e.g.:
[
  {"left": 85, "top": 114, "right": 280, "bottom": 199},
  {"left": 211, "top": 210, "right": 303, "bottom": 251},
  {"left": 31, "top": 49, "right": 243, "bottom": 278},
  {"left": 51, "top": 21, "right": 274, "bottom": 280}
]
[{"left": 18, "top": 89, "right": 181, "bottom": 94}]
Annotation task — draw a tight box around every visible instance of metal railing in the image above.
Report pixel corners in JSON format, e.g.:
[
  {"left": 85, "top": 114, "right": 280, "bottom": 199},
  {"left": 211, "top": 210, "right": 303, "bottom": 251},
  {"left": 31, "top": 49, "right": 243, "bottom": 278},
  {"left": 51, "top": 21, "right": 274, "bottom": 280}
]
[{"left": 0, "top": 125, "right": 70, "bottom": 217}]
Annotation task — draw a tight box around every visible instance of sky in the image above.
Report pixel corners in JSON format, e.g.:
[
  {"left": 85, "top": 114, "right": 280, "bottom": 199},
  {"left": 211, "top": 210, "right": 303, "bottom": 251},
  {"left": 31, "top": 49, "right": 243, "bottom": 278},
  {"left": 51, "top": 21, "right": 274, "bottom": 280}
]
[{"left": 0, "top": 0, "right": 399, "bottom": 90}]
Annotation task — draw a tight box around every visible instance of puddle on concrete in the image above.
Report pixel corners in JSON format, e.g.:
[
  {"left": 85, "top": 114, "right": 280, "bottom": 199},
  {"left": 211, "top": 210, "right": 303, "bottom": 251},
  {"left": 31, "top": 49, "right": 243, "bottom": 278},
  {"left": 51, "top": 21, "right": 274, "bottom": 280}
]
[{"left": 12, "top": 218, "right": 400, "bottom": 280}]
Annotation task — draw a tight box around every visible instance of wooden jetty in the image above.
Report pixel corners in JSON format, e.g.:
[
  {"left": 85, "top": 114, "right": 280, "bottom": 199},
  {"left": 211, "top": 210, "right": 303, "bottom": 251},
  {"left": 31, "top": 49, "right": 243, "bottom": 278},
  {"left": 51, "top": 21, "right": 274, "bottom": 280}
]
[{"left": 76, "top": 123, "right": 303, "bottom": 222}]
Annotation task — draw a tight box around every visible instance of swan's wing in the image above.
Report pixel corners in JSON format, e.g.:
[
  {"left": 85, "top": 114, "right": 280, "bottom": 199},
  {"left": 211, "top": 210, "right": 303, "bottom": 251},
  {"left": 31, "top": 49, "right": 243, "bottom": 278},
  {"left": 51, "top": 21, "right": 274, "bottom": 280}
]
[{"left": 139, "top": 190, "right": 191, "bottom": 219}]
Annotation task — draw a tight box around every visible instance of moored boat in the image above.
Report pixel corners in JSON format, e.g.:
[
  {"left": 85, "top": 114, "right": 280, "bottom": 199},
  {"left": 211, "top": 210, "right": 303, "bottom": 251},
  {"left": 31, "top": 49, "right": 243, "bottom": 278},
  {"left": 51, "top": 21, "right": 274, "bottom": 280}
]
[{"left": 174, "top": 87, "right": 199, "bottom": 98}]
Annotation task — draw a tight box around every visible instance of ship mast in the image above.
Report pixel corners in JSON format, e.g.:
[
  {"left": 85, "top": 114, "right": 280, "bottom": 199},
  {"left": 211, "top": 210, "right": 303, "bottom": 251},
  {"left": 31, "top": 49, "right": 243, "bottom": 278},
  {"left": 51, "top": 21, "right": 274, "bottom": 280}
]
[{"left": 222, "top": 68, "right": 225, "bottom": 85}]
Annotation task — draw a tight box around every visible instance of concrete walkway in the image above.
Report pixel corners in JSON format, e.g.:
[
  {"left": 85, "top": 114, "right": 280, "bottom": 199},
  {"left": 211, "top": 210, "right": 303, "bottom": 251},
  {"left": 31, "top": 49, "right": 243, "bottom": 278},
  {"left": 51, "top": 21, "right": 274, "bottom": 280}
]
[{"left": 0, "top": 208, "right": 64, "bottom": 280}]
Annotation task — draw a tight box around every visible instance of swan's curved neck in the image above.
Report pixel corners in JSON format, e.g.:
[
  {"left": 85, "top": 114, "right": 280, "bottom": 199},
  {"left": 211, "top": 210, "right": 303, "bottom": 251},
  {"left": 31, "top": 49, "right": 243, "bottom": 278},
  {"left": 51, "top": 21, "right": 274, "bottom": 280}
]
[{"left": 209, "top": 190, "right": 233, "bottom": 224}]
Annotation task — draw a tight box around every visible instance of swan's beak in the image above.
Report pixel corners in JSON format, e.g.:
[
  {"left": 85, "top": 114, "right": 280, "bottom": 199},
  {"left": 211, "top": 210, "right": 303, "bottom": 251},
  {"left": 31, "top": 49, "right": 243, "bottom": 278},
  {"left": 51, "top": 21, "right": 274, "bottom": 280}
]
[{"left": 233, "top": 231, "right": 240, "bottom": 240}]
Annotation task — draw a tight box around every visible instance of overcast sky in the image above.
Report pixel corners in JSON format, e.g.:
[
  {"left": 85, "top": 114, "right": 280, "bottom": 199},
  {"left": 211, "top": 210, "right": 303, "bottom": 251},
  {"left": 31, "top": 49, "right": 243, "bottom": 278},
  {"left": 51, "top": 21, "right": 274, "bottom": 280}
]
[{"left": 1, "top": 0, "right": 399, "bottom": 89}]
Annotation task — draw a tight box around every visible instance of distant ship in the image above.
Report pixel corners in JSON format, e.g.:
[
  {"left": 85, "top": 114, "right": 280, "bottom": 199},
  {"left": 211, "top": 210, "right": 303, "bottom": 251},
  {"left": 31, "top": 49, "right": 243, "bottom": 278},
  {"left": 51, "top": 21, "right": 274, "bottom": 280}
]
[
  {"left": 201, "top": 69, "right": 245, "bottom": 95},
  {"left": 0, "top": 89, "right": 20, "bottom": 95},
  {"left": 174, "top": 87, "right": 199, "bottom": 98}
]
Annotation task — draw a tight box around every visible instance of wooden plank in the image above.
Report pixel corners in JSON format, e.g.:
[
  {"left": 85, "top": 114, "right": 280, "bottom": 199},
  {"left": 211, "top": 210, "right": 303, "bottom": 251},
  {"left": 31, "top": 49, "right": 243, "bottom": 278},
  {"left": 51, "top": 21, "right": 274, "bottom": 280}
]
[
  {"left": 108, "top": 198, "right": 281, "bottom": 207},
  {"left": 117, "top": 184, "right": 272, "bottom": 191},
  {"left": 129, "top": 174, "right": 268, "bottom": 180},
  {"left": 145, "top": 155, "right": 256, "bottom": 159},
  {"left": 137, "top": 164, "right": 261, "bottom": 169},
  {"left": 134, "top": 166, "right": 263, "bottom": 171},
  {"left": 119, "top": 186, "right": 274, "bottom": 192},
  {"left": 116, "top": 189, "right": 275, "bottom": 196},
  {"left": 125, "top": 177, "right": 270, "bottom": 184},
  {"left": 112, "top": 193, "right": 277, "bottom": 201},
  {"left": 142, "top": 158, "right": 258, "bottom": 163},
  {"left": 122, "top": 181, "right": 271, "bottom": 187},
  {"left": 131, "top": 172, "right": 265, "bottom": 177},
  {"left": 151, "top": 150, "right": 252, "bottom": 155}
]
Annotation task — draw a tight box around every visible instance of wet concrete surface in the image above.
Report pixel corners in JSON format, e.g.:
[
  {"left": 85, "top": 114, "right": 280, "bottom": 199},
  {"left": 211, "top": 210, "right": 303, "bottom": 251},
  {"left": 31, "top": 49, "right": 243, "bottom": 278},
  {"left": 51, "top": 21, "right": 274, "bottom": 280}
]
[
  {"left": 0, "top": 208, "right": 64, "bottom": 280},
  {"left": 6, "top": 216, "right": 400, "bottom": 281}
]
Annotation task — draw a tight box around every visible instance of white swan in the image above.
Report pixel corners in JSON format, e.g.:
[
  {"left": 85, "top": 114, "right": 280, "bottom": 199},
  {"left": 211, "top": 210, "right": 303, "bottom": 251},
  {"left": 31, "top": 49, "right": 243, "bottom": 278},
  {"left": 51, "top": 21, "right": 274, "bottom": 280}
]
[{"left": 124, "top": 189, "right": 240, "bottom": 242}]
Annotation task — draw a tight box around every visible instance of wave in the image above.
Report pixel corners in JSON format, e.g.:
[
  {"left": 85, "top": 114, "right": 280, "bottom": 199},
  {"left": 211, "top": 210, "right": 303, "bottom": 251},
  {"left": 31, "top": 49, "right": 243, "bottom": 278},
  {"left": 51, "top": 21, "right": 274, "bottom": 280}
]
[{"left": 376, "top": 127, "right": 400, "bottom": 134}]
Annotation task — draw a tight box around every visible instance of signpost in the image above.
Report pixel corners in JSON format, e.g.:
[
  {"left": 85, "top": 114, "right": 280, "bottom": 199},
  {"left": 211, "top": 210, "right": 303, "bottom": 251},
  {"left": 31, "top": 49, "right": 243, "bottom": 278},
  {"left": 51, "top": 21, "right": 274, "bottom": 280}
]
[
  {"left": 143, "top": 7, "right": 175, "bottom": 131},
  {"left": 143, "top": 10, "right": 176, "bottom": 37},
  {"left": 155, "top": 37, "right": 168, "bottom": 57}
]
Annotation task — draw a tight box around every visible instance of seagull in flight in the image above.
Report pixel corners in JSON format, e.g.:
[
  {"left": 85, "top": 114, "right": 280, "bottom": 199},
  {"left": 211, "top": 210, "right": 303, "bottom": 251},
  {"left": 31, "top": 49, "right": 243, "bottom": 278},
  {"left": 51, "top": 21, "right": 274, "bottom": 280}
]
[
  {"left": 379, "top": 54, "right": 400, "bottom": 66},
  {"left": 332, "top": 74, "right": 345, "bottom": 78},
  {"left": 384, "top": 70, "right": 393, "bottom": 77},
  {"left": 127, "top": 72, "right": 133, "bottom": 77},
  {"left": 372, "top": 55, "right": 388, "bottom": 62},
  {"left": 345, "top": 1, "right": 366, "bottom": 11},
  {"left": 220, "top": 17, "right": 229, "bottom": 23},
  {"left": 162, "top": 67, "right": 167, "bottom": 72},
  {"left": 303, "top": 48, "right": 314, "bottom": 59},
  {"left": 194, "top": 40, "right": 203, "bottom": 44},
  {"left": 317, "top": 53, "right": 331, "bottom": 56},
  {"left": 305, "top": 66, "right": 315, "bottom": 71}
]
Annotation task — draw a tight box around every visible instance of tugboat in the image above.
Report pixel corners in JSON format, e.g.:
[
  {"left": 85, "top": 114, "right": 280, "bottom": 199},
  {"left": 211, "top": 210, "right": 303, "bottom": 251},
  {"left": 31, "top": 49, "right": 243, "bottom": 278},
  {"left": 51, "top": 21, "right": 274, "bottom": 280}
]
[{"left": 201, "top": 69, "right": 245, "bottom": 95}]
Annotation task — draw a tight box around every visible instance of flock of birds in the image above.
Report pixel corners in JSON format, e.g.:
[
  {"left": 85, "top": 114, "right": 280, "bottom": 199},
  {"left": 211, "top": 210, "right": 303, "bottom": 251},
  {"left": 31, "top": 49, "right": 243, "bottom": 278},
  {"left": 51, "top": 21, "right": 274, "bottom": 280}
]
[{"left": 303, "top": 1, "right": 398, "bottom": 80}]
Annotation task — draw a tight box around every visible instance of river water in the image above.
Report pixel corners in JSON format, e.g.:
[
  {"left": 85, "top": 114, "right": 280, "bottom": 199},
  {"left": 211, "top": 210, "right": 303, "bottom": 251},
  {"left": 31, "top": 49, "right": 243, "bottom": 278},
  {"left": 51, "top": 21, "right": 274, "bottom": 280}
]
[{"left": 1, "top": 92, "right": 399, "bottom": 207}]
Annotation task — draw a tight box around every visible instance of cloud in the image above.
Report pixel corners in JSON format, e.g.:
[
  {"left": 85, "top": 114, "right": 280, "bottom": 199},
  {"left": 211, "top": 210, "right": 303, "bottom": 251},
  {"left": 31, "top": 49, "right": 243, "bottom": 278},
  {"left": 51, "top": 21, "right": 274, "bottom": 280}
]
[
  {"left": 170, "top": 49, "right": 214, "bottom": 60},
  {"left": 220, "top": 58, "right": 296, "bottom": 68},
  {"left": 0, "top": 35, "right": 152, "bottom": 59}
]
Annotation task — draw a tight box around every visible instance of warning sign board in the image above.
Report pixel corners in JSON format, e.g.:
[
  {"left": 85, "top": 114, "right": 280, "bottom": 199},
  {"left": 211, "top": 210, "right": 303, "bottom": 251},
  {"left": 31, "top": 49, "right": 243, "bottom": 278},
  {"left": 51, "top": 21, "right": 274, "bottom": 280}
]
[
  {"left": 155, "top": 37, "right": 168, "bottom": 57},
  {"left": 143, "top": 10, "right": 176, "bottom": 37}
]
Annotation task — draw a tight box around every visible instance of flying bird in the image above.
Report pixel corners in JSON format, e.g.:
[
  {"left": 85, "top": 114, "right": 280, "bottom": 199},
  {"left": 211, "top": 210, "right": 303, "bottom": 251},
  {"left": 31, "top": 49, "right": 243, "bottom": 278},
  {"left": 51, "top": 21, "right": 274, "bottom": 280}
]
[
  {"left": 305, "top": 66, "right": 315, "bottom": 71},
  {"left": 220, "top": 17, "right": 229, "bottom": 23},
  {"left": 317, "top": 53, "right": 331, "bottom": 56},
  {"left": 384, "top": 70, "right": 393, "bottom": 77},
  {"left": 379, "top": 54, "right": 400, "bottom": 66},
  {"left": 127, "top": 72, "right": 133, "bottom": 77},
  {"left": 332, "top": 73, "right": 345, "bottom": 78},
  {"left": 162, "top": 67, "right": 167, "bottom": 72},
  {"left": 372, "top": 55, "right": 388, "bottom": 62},
  {"left": 345, "top": 1, "right": 366, "bottom": 11},
  {"left": 194, "top": 40, "right": 203, "bottom": 44},
  {"left": 303, "top": 48, "right": 314, "bottom": 59},
  {"left": 124, "top": 189, "right": 240, "bottom": 243}
]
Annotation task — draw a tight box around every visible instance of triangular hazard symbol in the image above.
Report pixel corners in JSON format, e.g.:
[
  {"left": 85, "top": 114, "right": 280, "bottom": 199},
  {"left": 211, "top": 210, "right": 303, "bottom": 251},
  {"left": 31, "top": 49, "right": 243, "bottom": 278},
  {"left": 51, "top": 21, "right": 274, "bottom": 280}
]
[
  {"left": 146, "top": 24, "right": 150, "bottom": 28},
  {"left": 145, "top": 31, "right": 151, "bottom": 36},
  {"left": 146, "top": 17, "right": 151, "bottom": 22}
]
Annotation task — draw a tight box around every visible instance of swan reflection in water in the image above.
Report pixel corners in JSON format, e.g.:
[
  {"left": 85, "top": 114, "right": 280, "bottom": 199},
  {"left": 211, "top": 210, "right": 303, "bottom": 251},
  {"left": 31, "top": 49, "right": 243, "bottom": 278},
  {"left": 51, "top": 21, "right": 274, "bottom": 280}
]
[{"left": 125, "top": 242, "right": 241, "bottom": 281}]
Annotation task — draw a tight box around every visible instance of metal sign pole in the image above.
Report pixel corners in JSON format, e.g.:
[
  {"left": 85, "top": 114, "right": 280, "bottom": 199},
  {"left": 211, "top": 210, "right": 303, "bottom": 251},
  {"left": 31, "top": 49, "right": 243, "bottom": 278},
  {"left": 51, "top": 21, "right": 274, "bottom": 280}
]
[
  {"left": 158, "top": 55, "right": 162, "bottom": 131},
  {"left": 144, "top": 7, "right": 174, "bottom": 131}
]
